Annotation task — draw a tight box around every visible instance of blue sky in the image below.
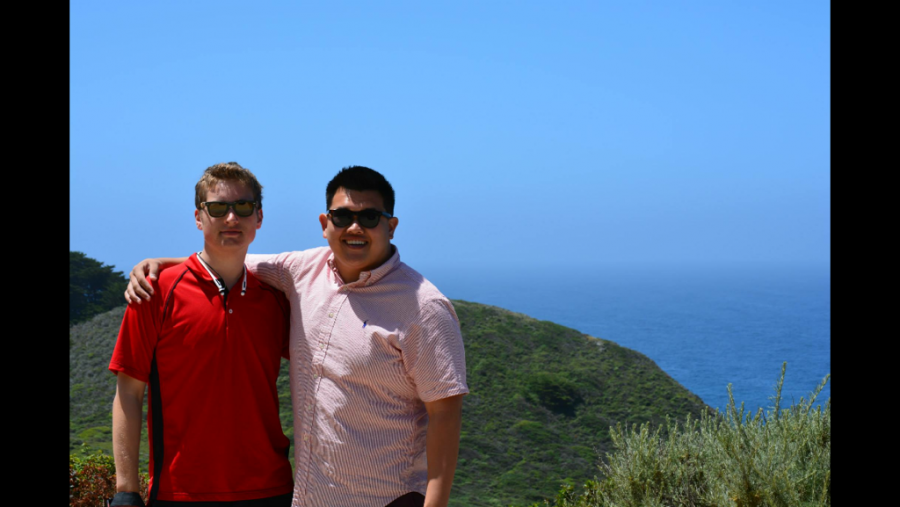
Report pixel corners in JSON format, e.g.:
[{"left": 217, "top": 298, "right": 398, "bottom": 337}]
[{"left": 70, "top": 1, "right": 829, "bottom": 276}]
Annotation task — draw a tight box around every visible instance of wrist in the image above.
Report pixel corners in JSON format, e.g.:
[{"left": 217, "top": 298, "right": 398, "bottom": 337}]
[{"left": 109, "top": 491, "right": 145, "bottom": 506}]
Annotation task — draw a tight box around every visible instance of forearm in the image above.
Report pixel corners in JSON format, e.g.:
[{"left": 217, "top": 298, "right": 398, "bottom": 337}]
[
  {"left": 423, "top": 395, "right": 464, "bottom": 507},
  {"left": 112, "top": 378, "right": 146, "bottom": 492},
  {"left": 125, "top": 256, "right": 189, "bottom": 303},
  {"left": 157, "top": 256, "right": 188, "bottom": 268}
]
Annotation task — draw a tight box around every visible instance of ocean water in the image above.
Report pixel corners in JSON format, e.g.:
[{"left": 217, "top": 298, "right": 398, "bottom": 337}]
[{"left": 422, "top": 263, "right": 831, "bottom": 413}]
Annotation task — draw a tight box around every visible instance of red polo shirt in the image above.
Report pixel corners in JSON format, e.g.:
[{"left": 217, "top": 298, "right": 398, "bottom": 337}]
[{"left": 109, "top": 254, "right": 293, "bottom": 503}]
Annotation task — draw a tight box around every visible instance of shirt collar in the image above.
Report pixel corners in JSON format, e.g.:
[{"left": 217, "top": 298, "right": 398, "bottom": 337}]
[
  {"left": 327, "top": 245, "right": 400, "bottom": 288},
  {"left": 186, "top": 253, "right": 258, "bottom": 291},
  {"left": 186, "top": 253, "right": 213, "bottom": 281}
]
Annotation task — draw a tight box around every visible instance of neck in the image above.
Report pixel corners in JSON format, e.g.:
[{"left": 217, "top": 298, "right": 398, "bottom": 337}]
[
  {"left": 337, "top": 265, "right": 362, "bottom": 284},
  {"left": 334, "top": 245, "right": 395, "bottom": 284},
  {"left": 199, "top": 248, "right": 246, "bottom": 290}
]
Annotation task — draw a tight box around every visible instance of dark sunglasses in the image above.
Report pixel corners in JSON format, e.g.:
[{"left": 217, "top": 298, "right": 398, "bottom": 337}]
[
  {"left": 328, "top": 208, "right": 392, "bottom": 228},
  {"left": 201, "top": 200, "right": 258, "bottom": 218}
]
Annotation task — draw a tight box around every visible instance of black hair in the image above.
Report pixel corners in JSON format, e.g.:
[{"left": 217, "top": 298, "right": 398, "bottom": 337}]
[{"left": 325, "top": 166, "right": 396, "bottom": 215}]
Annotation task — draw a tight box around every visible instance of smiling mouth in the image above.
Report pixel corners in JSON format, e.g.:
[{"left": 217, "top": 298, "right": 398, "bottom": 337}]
[{"left": 344, "top": 239, "right": 367, "bottom": 247}]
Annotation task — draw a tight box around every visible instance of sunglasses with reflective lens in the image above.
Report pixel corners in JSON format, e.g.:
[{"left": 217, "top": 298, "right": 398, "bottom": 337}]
[
  {"left": 328, "top": 208, "right": 393, "bottom": 228},
  {"left": 201, "top": 200, "right": 258, "bottom": 218}
]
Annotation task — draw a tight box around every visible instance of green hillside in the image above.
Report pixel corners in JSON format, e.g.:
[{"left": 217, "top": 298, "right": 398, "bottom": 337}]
[
  {"left": 70, "top": 301, "right": 707, "bottom": 507},
  {"left": 450, "top": 301, "right": 707, "bottom": 506}
]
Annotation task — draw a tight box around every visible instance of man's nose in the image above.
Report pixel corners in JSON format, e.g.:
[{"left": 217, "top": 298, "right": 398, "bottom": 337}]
[
  {"left": 346, "top": 218, "right": 364, "bottom": 232},
  {"left": 224, "top": 207, "right": 240, "bottom": 223}
]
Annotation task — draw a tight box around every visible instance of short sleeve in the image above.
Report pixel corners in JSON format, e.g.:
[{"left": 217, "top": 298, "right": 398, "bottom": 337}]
[
  {"left": 276, "top": 290, "right": 291, "bottom": 361},
  {"left": 402, "top": 299, "right": 469, "bottom": 403},
  {"left": 108, "top": 281, "right": 164, "bottom": 383}
]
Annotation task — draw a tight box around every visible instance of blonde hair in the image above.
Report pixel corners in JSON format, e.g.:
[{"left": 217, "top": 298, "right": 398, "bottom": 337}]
[{"left": 194, "top": 162, "right": 263, "bottom": 210}]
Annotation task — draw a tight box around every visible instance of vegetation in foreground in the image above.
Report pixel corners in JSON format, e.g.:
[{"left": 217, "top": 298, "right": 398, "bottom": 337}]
[
  {"left": 529, "top": 363, "right": 830, "bottom": 507},
  {"left": 69, "top": 444, "right": 148, "bottom": 507},
  {"left": 68, "top": 364, "right": 829, "bottom": 507}
]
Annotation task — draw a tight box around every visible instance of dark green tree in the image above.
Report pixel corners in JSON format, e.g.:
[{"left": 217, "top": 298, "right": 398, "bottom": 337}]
[{"left": 70, "top": 251, "right": 128, "bottom": 326}]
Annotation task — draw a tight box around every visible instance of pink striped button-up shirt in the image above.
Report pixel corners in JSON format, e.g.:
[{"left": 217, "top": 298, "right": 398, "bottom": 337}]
[{"left": 246, "top": 246, "right": 468, "bottom": 507}]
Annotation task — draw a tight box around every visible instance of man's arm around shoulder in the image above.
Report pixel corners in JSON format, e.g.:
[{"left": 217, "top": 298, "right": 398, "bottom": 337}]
[{"left": 124, "top": 257, "right": 187, "bottom": 304}]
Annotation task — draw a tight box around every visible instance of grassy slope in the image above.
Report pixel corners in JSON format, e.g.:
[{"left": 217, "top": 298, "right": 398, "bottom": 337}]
[
  {"left": 70, "top": 300, "right": 708, "bottom": 507},
  {"left": 451, "top": 301, "right": 708, "bottom": 506},
  {"left": 70, "top": 306, "right": 130, "bottom": 457}
]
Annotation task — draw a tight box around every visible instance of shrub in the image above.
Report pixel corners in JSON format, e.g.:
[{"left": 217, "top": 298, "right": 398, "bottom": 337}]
[
  {"left": 529, "top": 363, "right": 831, "bottom": 506},
  {"left": 70, "top": 444, "right": 148, "bottom": 507}
]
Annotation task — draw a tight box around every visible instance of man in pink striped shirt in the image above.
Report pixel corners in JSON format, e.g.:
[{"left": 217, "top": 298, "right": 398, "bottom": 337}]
[{"left": 126, "top": 166, "right": 468, "bottom": 507}]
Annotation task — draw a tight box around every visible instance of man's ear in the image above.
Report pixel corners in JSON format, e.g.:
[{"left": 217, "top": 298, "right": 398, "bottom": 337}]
[
  {"left": 256, "top": 208, "right": 263, "bottom": 229},
  {"left": 195, "top": 209, "right": 203, "bottom": 230},
  {"left": 388, "top": 217, "right": 398, "bottom": 240},
  {"left": 319, "top": 213, "right": 329, "bottom": 238}
]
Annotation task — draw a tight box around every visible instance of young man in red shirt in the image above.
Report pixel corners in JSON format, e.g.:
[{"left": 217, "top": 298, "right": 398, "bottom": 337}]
[{"left": 108, "top": 162, "right": 293, "bottom": 507}]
